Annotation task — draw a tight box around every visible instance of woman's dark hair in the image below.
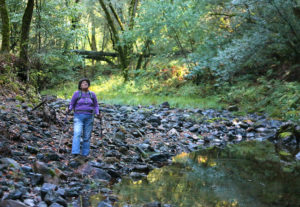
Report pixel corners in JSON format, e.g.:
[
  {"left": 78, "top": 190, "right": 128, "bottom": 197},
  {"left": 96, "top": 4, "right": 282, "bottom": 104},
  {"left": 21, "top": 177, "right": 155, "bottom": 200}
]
[{"left": 78, "top": 78, "right": 90, "bottom": 90}]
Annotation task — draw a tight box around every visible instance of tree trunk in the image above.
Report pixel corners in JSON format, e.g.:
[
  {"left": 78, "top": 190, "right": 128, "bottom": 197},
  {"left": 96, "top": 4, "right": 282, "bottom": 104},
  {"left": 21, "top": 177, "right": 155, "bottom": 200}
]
[
  {"left": 90, "top": 12, "right": 97, "bottom": 52},
  {"left": 90, "top": 9, "right": 97, "bottom": 67},
  {"left": 98, "top": 0, "right": 129, "bottom": 80},
  {"left": 136, "top": 39, "right": 151, "bottom": 70},
  {"left": 19, "top": 0, "right": 34, "bottom": 81},
  {"left": 129, "top": 0, "right": 139, "bottom": 30},
  {"left": 0, "top": 0, "right": 10, "bottom": 52}
]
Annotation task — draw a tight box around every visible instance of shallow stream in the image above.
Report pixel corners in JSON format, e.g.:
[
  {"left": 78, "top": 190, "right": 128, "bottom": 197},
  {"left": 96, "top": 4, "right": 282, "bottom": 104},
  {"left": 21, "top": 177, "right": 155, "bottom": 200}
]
[{"left": 91, "top": 142, "right": 300, "bottom": 207}]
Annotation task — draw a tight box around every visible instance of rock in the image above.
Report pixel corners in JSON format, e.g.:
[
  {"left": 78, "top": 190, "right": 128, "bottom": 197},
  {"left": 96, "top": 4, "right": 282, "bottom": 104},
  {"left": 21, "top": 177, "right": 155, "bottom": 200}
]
[
  {"left": 115, "top": 131, "right": 126, "bottom": 140},
  {"left": 80, "top": 163, "right": 111, "bottom": 181},
  {"left": 295, "top": 152, "right": 300, "bottom": 161},
  {"left": 279, "top": 150, "right": 293, "bottom": 161},
  {"left": 160, "top": 102, "right": 170, "bottom": 108},
  {"left": 149, "top": 153, "right": 170, "bottom": 162},
  {"left": 100, "top": 188, "right": 112, "bottom": 194},
  {"left": 148, "top": 115, "right": 161, "bottom": 125},
  {"left": 107, "top": 169, "right": 121, "bottom": 179},
  {"left": 45, "top": 153, "right": 61, "bottom": 161},
  {"left": 33, "top": 161, "right": 61, "bottom": 184},
  {"left": 44, "top": 191, "right": 67, "bottom": 207},
  {"left": 0, "top": 158, "right": 21, "bottom": 169},
  {"left": 21, "top": 165, "right": 33, "bottom": 173},
  {"left": 104, "top": 157, "right": 119, "bottom": 164},
  {"left": 56, "top": 188, "right": 66, "bottom": 197},
  {"left": 41, "top": 183, "right": 57, "bottom": 198},
  {"left": 28, "top": 173, "right": 44, "bottom": 186},
  {"left": 130, "top": 172, "right": 146, "bottom": 180},
  {"left": 143, "top": 201, "right": 161, "bottom": 207},
  {"left": 37, "top": 201, "right": 48, "bottom": 207},
  {"left": 23, "top": 199, "right": 35, "bottom": 207},
  {"left": 65, "top": 187, "right": 81, "bottom": 197},
  {"left": 97, "top": 201, "right": 113, "bottom": 207},
  {"left": 7, "top": 189, "right": 23, "bottom": 200},
  {"left": 188, "top": 125, "right": 198, "bottom": 132},
  {"left": 204, "top": 135, "right": 216, "bottom": 143},
  {"left": 0, "top": 200, "right": 28, "bottom": 207},
  {"left": 132, "top": 131, "right": 141, "bottom": 138},
  {"left": 228, "top": 105, "right": 238, "bottom": 112},
  {"left": 132, "top": 165, "right": 151, "bottom": 173},
  {"left": 26, "top": 145, "right": 39, "bottom": 154},
  {"left": 119, "top": 106, "right": 133, "bottom": 112},
  {"left": 49, "top": 203, "right": 64, "bottom": 207},
  {"left": 167, "top": 128, "right": 179, "bottom": 137},
  {"left": 69, "top": 160, "right": 81, "bottom": 168}
]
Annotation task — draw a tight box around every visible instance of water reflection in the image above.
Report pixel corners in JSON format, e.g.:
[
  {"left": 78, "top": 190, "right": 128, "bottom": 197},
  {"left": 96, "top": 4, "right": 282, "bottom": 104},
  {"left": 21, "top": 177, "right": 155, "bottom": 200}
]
[{"left": 112, "top": 148, "right": 300, "bottom": 207}]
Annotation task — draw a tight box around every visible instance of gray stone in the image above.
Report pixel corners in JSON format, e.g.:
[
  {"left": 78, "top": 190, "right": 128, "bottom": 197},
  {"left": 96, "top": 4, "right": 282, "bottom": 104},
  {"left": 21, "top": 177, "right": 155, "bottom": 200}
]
[
  {"left": 37, "top": 201, "right": 48, "bottom": 207},
  {"left": 24, "top": 199, "right": 35, "bottom": 207},
  {"left": 149, "top": 153, "right": 170, "bottom": 162},
  {"left": 41, "top": 183, "right": 57, "bottom": 198},
  {"left": 0, "top": 158, "right": 21, "bottom": 169},
  {"left": 97, "top": 201, "right": 113, "bottom": 207},
  {"left": 49, "top": 203, "right": 64, "bottom": 207},
  {"left": 295, "top": 152, "right": 300, "bottom": 161},
  {"left": 0, "top": 200, "right": 28, "bottom": 207},
  {"left": 228, "top": 105, "right": 238, "bottom": 111}
]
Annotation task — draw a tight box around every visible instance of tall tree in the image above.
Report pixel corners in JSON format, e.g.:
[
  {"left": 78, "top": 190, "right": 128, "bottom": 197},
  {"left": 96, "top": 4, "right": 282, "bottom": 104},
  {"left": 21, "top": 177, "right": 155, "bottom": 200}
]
[
  {"left": 90, "top": 10, "right": 97, "bottom": 52},
  {"left": 98, "top": 0, "right": 140, "bottom": 81},
  {"left": 19, "top": 0, "right": 34, "bottom": 81},
  {"left": 0, "top": 0, "right": 10, "bottom": 52}
]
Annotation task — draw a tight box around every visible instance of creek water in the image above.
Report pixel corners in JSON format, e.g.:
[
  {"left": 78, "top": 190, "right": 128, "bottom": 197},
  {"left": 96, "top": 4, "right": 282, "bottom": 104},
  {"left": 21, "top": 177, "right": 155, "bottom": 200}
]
[{"left": 106, "top": 150, "right": 300, "bottom": 207}]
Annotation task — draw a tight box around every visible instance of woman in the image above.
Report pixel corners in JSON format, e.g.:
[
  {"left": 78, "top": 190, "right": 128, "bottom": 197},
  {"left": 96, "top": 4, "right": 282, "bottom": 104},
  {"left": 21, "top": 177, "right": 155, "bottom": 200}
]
[{"left": 68, "top": 78, "right": 100, "bottom": 158}]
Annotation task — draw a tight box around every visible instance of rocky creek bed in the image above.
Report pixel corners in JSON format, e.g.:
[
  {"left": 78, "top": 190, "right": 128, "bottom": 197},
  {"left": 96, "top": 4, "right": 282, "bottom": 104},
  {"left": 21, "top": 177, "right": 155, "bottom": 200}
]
[{"left": 0, "top": 95, "right": 299, "bottom": 207}]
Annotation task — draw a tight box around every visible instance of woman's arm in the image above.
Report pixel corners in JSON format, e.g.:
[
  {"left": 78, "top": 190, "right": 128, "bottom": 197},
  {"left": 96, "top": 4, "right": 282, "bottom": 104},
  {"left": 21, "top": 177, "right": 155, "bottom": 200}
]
[
  {"left": 68, "top": 91, "right": 79, "bottom": 112},
  {"left": 92, "top": 92, "right": 100, "bottom": 115}
]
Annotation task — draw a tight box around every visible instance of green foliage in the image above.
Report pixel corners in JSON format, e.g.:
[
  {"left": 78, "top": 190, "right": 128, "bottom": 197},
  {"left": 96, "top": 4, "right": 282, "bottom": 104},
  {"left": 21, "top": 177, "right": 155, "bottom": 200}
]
[
  {"left": 37, "top": 50, "right": 84, "bottom": 88},
  {"left": 124, "top": 0, "right": 300, "bottom": 83},
  {"left": 220, "top": 78, "right": 300, "bottom": 122},
  {"left": 225, "top": 141, "right": 280, "bottom": 163},
  {"left": 188, "top": 0, "right": 300, "bottom": 82}
]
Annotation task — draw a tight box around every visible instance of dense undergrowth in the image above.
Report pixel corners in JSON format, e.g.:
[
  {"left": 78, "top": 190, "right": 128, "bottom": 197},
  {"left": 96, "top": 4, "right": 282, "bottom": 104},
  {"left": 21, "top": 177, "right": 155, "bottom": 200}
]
[{"left": 0, "top": 54, "right": 39, "bottom": 104}]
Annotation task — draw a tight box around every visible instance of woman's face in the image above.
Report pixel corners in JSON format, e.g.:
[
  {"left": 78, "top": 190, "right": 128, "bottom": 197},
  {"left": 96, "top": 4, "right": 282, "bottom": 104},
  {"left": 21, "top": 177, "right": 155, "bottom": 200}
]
[{"left": 80, "top": 81, "right": 89, "bottom": 90}]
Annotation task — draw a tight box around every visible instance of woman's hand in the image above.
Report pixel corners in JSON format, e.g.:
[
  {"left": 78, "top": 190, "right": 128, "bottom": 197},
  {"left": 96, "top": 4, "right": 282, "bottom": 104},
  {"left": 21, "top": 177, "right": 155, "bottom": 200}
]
[{"left": 65, "top": 108, "right": 71, "bottom": 114}]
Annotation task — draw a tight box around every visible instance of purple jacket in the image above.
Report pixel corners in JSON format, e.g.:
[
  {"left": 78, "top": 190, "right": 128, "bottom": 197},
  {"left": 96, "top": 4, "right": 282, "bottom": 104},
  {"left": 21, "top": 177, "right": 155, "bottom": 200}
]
[{"left": 69, "top": 91, "right": 99, "bottom": 115}]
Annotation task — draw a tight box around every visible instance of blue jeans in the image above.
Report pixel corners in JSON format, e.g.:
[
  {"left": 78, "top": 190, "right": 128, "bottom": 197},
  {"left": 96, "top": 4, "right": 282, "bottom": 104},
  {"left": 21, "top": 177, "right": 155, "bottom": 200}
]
[{"left": 72, "top": 113, "right": 94, "bottom": 156}]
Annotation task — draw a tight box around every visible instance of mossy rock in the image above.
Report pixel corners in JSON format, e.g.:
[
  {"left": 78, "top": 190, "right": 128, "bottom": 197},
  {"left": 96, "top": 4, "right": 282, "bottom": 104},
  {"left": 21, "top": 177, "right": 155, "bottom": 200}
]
[
  {"left": 279, "top": 150, "right": 292, "bottom": 156},
  {"left": 279, "top": 150, "right": 293, "bottom": 161},
  {"left": 15, "top": 95, "right": 25, "bottom": 102},
  {"left": 279, "top": 132, "right": 293, "bottom": 139},
  {"left": 27, "top": 104, "right": 33, "bottom": 108},
  {"left": 49, "top": 169, "right": 56, "bottom": 177}
]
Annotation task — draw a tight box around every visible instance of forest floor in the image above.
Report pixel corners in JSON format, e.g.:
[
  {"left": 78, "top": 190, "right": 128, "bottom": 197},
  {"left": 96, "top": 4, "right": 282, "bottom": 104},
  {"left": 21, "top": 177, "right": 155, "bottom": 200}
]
[{"left": 0, "top": 88, "right": 299, "bottom": 206}]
